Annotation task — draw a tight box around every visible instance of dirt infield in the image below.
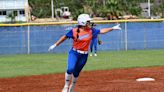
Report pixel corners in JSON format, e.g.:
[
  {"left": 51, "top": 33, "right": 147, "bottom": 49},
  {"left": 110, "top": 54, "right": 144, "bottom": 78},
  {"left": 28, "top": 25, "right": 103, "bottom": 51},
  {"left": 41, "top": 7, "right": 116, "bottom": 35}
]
[{"left": 0, "top": 66, "right": 164, "bottom": 92}]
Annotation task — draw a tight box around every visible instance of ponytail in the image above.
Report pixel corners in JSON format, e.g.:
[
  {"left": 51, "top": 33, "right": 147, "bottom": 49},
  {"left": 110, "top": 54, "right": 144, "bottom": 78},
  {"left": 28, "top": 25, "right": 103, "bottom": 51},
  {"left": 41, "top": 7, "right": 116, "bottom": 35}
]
[{"left": 76, "top": 25, "right": 81, "bottom": 41}]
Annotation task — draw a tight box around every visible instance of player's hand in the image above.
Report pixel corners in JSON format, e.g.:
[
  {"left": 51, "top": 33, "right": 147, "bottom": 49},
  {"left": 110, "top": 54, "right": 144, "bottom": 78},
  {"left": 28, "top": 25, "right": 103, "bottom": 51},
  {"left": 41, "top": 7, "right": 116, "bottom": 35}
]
[
  {"left": 112, "top": 24, "right": 121, "bottom": 30},
  {"left": 48, "top": 44, "right": 57, "bottom": 51},
  {"left": 98, "top": 40, "right": 102, "bottom": 45}
]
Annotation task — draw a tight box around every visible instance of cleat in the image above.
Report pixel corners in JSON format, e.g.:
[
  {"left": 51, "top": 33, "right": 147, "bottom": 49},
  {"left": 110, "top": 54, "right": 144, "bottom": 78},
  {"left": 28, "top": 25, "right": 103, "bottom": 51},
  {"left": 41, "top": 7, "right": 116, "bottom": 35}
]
[
  {"left": 62, "top": 86, "right": 69, "bottom": 92},
  {"left": 94, "top": 53, "right": 97, "bottom": 56},
  {"left": 69, "top": 85, "right": 74, "bottom": 92}
]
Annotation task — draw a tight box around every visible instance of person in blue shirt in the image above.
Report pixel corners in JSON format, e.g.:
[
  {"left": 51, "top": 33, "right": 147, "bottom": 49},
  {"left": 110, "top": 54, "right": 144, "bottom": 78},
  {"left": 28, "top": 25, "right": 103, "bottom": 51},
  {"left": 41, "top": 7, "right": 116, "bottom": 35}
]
[
  {"left": 90, "top": 23, "right": 102, "bottom": 56},
  {"left": 90, "top": 23, "right": 98, "bottom": 56}
]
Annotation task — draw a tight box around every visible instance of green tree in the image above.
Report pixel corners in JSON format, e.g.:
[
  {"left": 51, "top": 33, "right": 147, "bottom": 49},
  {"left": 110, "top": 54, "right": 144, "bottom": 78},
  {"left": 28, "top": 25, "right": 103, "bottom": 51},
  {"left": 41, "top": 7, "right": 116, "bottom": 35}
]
[
  {"left": 29, "top": 0, "right": 51, "bottom": 18},
  {"left": 160, "top": 2, "right": 164, "bottom": 17},
  {"left": 95, "top": 0, "right": 124, "bottom": 19},
  {"left": 28, "top": 0, "right": 163, "bottom": 19},
  {"left": 151, "top": 0, "right": 164, "bottom": 17}
]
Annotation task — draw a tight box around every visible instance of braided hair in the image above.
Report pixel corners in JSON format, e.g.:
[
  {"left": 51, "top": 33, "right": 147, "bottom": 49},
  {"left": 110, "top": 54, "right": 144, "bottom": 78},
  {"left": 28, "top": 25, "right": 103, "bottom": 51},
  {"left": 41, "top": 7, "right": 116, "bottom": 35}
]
[
  {"left": 76, "top": 22, "right": 94, "bottom": 41},
  {"left": 76, "top": 25, "right": 82, "bottom": 41}
]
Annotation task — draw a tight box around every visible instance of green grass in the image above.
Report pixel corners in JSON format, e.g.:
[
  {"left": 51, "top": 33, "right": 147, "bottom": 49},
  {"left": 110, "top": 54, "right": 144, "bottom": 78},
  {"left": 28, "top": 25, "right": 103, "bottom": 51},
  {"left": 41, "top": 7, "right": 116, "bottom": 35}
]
[{"left": 0, "top": 49, "right": 164, "bottom": 78}]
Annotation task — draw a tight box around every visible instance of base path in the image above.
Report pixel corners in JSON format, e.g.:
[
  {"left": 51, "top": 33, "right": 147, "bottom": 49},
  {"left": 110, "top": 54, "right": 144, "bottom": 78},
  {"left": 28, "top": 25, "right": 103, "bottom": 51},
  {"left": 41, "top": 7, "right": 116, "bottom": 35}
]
[{"left": 0, "top": 66, "right": 164, "bottom": 92}]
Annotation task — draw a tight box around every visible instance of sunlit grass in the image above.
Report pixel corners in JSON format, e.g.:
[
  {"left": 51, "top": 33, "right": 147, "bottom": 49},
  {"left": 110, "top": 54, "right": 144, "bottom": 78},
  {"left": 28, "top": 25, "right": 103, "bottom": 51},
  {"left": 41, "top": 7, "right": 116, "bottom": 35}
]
[{"left": 0, "top": 49, "right": 164, "bottom": 78}]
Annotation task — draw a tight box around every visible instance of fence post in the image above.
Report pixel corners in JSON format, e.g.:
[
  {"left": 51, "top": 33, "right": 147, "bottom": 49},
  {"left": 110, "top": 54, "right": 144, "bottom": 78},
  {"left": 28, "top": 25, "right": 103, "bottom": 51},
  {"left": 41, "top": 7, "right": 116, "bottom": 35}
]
[
  {"left": 27, "top": 24, "right": 30, "bottom": 54},
  {"left": 144, "top": 22, "right": 147, "bottom": 49},
  {"left": 124, "top": 22, "right": 128, "bottom": 51}
]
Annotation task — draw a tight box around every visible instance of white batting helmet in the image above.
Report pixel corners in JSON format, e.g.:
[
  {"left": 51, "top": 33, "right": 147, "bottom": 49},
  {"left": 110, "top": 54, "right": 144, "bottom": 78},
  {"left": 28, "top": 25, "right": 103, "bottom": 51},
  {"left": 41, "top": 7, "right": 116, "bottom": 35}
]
[{"left": 77, "top": 14, "right": 92, "bottom": 26}]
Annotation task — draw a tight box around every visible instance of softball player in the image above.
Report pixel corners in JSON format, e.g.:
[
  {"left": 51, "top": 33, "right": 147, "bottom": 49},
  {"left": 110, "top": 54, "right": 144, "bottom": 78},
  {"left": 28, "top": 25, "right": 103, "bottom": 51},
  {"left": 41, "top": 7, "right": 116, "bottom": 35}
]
[
  {"left": 90, "top": 33, "right": 99, "bottom": 56},
  {"left": 90, "top": 23, "right": 98, "bottom": 56},
  {"left": 48, "top": 14, "right": 121, "bottom": 92}
]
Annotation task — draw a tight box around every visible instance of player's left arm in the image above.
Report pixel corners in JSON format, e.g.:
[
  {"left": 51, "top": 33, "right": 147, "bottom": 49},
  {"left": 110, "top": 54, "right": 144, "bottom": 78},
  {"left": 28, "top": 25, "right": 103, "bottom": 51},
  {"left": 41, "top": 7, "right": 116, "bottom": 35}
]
[{"left": 100, "top": 24, "right": 121, "bottom": 34}]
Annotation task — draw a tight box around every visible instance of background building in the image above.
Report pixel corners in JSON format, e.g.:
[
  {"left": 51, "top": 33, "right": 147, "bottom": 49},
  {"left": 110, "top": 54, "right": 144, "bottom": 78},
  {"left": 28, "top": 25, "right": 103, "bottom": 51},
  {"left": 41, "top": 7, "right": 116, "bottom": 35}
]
[{"left": 0, "top": 0, "right": 30, "bottom": 22}]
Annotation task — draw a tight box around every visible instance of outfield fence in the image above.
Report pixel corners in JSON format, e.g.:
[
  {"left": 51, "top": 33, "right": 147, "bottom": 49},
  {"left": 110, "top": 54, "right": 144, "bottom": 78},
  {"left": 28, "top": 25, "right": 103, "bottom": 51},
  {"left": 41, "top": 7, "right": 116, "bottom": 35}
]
[{"left": 0, "top": 19, "right": 164, "bottom": 54}]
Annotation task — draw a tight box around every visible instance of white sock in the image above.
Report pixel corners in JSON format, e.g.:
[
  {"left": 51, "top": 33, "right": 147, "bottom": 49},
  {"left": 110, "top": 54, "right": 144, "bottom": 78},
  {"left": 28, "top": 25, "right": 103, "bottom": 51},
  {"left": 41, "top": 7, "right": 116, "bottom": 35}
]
[
  {"left": 71, "top": 76, "right": 78, "bottom": 86},
  {"left": 69, "top": 76, "right": 78, "bottom": 92},
  {"left": 64, "top": 72, "right": 72, "bottom": 87}
]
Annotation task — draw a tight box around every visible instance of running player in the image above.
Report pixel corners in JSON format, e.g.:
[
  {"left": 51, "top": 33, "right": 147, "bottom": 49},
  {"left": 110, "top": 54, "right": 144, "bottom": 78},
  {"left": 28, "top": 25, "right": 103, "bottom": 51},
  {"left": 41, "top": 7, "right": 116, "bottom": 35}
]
[{"left": 48, "top": 14, "right": 121, "bottom": 92}]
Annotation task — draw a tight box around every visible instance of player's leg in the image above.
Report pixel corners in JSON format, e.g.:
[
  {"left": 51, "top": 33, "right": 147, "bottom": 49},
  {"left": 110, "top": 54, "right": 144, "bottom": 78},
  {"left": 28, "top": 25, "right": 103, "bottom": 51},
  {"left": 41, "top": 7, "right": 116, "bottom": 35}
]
[
  {"left": 62, "top": 50, "right": 78, "bottom": 92},
  {"left": 69, "top": 54, "right": 88, "bottom": 92},
  {"left": 73, "top": 54, "right": 88, "bottom": 77},
  {"left": 62, "top": 72, "right": 71, "bottom": 92},
  {"left": 67, "top": 50, "right": 78, "bottom": 74},
  {"left": 68, "top": 76, "right": 78, "bottom": 92},
  {"left": 93, "top": 38, "right": 98, "bottom": 56},
  {"left": 90, "top": 40, "right": 93, "bottom": 56}
]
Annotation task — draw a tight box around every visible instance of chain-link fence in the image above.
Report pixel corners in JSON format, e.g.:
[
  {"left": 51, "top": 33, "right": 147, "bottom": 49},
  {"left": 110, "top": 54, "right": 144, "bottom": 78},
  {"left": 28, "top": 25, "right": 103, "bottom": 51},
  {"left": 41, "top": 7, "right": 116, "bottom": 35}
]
[{"left": 0, "top": 20, "right": 164, "bottom": 55}]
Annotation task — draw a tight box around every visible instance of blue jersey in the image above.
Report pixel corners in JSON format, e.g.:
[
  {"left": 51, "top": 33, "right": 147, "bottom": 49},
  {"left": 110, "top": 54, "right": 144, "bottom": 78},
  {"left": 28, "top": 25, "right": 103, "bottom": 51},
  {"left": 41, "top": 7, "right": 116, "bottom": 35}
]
[{"left": 91, "top": 28, "right": 99, "bottom": 41}]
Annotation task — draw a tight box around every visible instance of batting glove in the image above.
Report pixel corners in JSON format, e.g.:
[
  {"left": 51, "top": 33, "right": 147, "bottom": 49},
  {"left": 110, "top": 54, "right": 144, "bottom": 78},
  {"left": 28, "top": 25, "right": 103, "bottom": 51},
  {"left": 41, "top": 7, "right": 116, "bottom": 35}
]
[
  {"left": 112, "top": 24, "right": 121, "bottom": 30},
  {"left": 48, "top": 44, "right": 57, "bottom": 51}
]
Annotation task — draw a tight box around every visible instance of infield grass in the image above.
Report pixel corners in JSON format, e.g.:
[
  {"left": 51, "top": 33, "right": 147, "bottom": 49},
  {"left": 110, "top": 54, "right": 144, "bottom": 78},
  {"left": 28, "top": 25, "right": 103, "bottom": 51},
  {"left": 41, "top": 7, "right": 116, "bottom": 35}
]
[{"left": 0, "top": 49, "right": 164, "bottom": 78}]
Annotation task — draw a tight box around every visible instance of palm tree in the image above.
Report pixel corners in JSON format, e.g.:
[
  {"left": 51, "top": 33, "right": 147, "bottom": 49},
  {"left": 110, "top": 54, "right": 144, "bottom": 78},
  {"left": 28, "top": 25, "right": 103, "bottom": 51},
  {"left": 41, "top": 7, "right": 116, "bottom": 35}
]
[
  {"left": 29, "top": 0, "right": 51, "bottom": 18},
  {"left": 95, "top": 0, "right": 124, "bottom": 19}
]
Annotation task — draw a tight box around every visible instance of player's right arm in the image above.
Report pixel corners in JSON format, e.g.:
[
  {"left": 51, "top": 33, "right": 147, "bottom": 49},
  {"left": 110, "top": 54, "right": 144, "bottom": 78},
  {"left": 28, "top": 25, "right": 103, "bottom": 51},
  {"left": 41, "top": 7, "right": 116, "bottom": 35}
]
[
  {"left": 48, "top": 35, "right": 67, "bottom": 51},
  {"left": 48, "top": 30, "right": 73, "bottom": 51},
  {"left": 54, "top": 35, "right": 67, "bottom": 46}
]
